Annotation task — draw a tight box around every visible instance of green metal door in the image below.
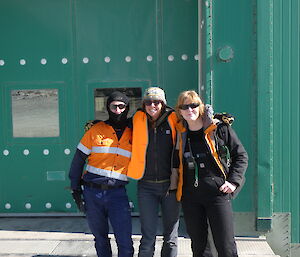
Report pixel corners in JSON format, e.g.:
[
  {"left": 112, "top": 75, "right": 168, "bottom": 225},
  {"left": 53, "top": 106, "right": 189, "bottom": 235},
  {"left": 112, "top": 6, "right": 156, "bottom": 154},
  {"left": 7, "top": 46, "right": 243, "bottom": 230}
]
[
  {"left": 0, "top": 0, "right": 198, "bottom": 214},
  {"left": 201, "top": 0, "right": 258, "bottom": 235},
  {"left": 0, "top": 0, "right": 74, "bottom": 214}
]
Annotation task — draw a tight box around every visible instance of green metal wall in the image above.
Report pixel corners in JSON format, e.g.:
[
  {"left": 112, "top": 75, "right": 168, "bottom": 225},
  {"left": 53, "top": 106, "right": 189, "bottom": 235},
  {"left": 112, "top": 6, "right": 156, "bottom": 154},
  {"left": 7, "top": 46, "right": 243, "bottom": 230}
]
[
  {"left": 203, "top": 0, "right": 255, "bottom": 213},
  {"left": 256, "top": 0, "right": 300, "bottom": 248},
  {"left": 272, "top": 0, "right": 300, "bottom": 245},
  {"left": 206, "top": 0, "right": 300, "bottom": 249},
  {"left": 0, "top": 0, "right": 75, "bottom": 214}
]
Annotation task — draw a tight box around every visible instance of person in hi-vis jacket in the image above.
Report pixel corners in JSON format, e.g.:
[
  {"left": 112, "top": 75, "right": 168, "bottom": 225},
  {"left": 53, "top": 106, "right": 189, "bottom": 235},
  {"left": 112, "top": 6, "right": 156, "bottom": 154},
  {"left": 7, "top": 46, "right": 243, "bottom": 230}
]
[
  {"left": 127, "top": 87, "right": 180, "bottom": 257},
  {"left": 69, "top": 91, "right": 134, "bottom": 257}
]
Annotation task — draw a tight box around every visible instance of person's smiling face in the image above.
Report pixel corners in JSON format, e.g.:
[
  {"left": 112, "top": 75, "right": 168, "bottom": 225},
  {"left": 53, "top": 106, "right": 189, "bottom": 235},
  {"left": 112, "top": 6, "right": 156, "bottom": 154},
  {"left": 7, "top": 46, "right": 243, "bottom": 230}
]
[
  {"left": 144, "top": 100, "right": 163, "bottom": 120},
  {"left": 179, "top": 101, "right": 200, "bottom": 121}
]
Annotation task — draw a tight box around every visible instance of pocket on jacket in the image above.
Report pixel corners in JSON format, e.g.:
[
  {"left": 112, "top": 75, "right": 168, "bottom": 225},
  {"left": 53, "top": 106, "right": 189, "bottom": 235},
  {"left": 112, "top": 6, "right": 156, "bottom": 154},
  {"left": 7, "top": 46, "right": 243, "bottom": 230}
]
[
  {"left": 212, "top": 176, "right": 225, "bottom": 189},
  {"left": 199, "top": 176, "right": 225, "bottom": 195}
]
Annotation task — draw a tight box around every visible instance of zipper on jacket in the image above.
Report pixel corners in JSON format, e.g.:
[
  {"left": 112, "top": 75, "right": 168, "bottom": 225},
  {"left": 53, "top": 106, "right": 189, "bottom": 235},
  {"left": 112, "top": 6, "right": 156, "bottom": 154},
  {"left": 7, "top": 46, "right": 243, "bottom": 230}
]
[{"left": 154, "top": 127, "right": 158, "bottom": 180}]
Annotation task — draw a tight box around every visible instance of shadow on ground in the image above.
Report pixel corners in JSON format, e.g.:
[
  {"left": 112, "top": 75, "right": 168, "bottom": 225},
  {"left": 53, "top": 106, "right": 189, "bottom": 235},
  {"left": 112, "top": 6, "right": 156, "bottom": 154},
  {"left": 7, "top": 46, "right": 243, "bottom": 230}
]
[
  {"left": 0, "top": 217, "right": 91, "bottom": 234},
  {"left": 0, "top": 216, "right": 188, "bottom": 237}
]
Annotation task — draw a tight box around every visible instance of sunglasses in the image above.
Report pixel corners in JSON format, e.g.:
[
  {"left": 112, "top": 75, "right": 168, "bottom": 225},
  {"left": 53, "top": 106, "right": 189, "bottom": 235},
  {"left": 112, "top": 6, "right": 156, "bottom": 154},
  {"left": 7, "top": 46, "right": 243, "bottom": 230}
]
[
  {"left": 144, "top": 100, "right": 162, "bottom": 106},
  {"left": 179, "top": 103, "right": 200, "bottom": 110},
  {"left": 110, "top": 103, "right": 126, "bottom": 110}
]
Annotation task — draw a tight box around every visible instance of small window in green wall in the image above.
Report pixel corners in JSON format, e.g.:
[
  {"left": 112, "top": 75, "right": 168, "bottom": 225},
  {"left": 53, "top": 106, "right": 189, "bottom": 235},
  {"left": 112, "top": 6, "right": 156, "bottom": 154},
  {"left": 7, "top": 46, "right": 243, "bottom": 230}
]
[
  {"left": 94, "top": 88, "right": 142, "bottom": 120},
  {"left": 11, "top": 89, "right": 59, "bottom": 137}
]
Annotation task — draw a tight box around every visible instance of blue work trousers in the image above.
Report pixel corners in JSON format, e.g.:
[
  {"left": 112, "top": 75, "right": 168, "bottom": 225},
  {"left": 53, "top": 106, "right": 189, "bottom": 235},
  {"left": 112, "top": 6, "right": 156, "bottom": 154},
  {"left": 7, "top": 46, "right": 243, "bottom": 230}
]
[
  {"left": 137, "top": 181, "right": 180, "bottom": 257},
  {"left": 83, "top": 186, "right": 134, "bottom": 257}
]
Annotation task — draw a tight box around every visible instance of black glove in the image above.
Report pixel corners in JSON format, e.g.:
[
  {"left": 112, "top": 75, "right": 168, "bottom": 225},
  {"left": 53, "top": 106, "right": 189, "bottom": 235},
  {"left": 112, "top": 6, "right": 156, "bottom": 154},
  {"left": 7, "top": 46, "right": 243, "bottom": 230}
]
[{"left": 71, "top": 190, "right": 85, "bottom": 213}]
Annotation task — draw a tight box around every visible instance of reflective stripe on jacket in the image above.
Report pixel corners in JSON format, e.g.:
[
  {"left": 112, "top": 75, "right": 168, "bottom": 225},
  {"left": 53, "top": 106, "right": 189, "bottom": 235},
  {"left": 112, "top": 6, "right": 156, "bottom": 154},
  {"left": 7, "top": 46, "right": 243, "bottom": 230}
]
[
  {"left": 78, "top": 121, "right": 132, "bottom": 181},
  {"left": 127, "top": 110, "right": 177, "bottom": 180}
]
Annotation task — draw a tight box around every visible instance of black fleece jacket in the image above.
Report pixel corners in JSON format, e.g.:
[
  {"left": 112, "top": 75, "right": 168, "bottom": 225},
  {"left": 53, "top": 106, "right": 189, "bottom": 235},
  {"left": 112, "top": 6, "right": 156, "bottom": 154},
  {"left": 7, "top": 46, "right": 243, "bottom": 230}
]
[{"left": 141, "top": 107, "right": 176, "bottom": 182}]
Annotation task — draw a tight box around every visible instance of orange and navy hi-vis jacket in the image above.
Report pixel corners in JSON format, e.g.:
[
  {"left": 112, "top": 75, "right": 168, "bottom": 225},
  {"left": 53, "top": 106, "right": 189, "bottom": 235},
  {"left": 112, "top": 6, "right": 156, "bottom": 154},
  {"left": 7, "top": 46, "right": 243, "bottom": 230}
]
[
  {"left": 77, "top": 121, "right": 132, "bottom": 181},
  {"left": 126, "top": 110, "right": 178, "bottom": 180}
]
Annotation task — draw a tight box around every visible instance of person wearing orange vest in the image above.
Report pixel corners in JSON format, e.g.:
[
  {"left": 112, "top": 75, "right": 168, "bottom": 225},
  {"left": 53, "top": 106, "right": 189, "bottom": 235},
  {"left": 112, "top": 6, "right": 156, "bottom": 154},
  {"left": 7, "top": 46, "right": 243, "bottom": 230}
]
[
  {"left": 174, "top": 90, "right": 248, "bottom": 257},
  {"left": 69, "top": 91, "right": 134, "bottom": 257},
  {"left": 127, "top": 87, "right": 180, "bottom": 257}
]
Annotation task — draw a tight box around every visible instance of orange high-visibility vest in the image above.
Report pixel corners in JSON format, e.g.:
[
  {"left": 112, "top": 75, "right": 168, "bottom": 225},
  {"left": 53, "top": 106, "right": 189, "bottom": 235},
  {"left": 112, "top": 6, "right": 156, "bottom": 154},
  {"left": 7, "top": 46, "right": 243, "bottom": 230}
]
[
  {"left": 78, "top": 121, "right": 132, "bottom": 181},
  {"left": 127, "top": 110, "right": 177, "bottom": 180}
]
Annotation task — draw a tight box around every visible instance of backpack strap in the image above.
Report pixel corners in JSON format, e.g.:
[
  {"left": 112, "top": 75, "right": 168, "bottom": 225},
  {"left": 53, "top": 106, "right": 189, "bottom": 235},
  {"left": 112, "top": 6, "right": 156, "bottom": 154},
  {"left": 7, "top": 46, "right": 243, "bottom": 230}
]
[{"left": 215, "top": 122, "right": 231, "bottom": 167}]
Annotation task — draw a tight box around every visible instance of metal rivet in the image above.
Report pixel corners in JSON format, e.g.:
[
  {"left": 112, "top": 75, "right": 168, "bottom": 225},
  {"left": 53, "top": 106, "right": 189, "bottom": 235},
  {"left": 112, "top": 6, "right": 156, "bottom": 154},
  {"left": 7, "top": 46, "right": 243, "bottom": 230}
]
[
  {"left": 62, "top": 58, "right": 68, "bottom": 64},
  {"left": 23, "top": 149, "right": 30, "bottom": 155},
  {"left": 146, "top": 55, "right": 153, "bottom": 62},
  {"left": 20, "top": 59, "right": 26, "bottom": 65},
  {"left": 181, "top": 54, "right": 188, "bottom": 61},
  {"left": 82, "top": 57, "right": 89, "bottom": 64},
  {"left": 125, "top": 56, "right": 131, "bottom": 62},
  {"left": 194, "top": 54, "right": 199, "bottom": 61},
  {"left": 5, "top": 203, "right": 11, "bottom": 209},
  {"left": 104, "top": 56, "right": 111, "bottom": 63},
  {"left": 65, "top": 203, "right": 72, "bottom": 209},
  {"left": 3, "top": 150, "right": 9, "bottom": 156},
  {"left": 45, "top": 203, "right": 52, "bottom": 209},
  {"left": 25, "top": 203, "right": 31, "bottom": 209},
  {"left": 41, "top": 58, "right": 47, "bottom": 65},
  {"left": 218, "top": 46, "right": 234, "bottom": 62},
  {"left": 168, "top": 55, "right": 174, "bottom": 62},
  {"left": 200, "top": 20, "right": 205, "bottom": 29},
  {"left": 64, "top": 149, "right": 70, "bottom": 155},
  {"left": 43, "top": 149, "right": 49, "bottom": 155},
  {"left": 0, "top": 60, "right": 5, "bottom": 66}
]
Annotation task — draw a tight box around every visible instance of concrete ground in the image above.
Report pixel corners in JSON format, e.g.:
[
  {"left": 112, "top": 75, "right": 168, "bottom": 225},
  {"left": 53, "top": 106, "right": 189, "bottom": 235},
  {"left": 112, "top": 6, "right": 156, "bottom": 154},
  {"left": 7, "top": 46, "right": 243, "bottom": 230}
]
[{"left": 0, "top": 217, "right": 279, "bottom": 257}]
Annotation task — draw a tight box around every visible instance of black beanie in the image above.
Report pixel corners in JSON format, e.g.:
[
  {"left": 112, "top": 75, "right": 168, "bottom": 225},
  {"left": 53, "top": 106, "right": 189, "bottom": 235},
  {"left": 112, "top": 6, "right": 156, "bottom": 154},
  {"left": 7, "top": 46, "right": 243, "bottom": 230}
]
[
  {"left": 106, "top": 91, "right": 130, "bottom": 128},
  {"left": 106, "top": 91, "right": 129, "bottom": 107}
]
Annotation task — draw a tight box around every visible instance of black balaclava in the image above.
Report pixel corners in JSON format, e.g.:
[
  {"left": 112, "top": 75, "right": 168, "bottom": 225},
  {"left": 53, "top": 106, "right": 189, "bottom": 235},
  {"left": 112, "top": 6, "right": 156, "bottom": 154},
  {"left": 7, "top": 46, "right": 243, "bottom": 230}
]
[{"left": 106, "top": 91, "right": 130, "bottom": 129}]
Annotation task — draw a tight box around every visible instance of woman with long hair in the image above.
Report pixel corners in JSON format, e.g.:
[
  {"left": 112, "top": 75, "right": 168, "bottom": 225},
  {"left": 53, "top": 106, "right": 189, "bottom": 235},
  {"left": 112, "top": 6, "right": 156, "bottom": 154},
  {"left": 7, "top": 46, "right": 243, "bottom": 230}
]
[{"left": 175, "top": 90, "right": 248, "bottom": 257}]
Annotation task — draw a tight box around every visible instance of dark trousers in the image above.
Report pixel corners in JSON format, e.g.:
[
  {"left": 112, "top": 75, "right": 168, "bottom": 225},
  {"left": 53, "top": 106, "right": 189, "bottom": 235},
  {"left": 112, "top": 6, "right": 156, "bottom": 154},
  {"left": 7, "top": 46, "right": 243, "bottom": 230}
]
[
  {"left": 83, "top": 186, "right": 134, "bottom": 257},
  {"left": 182, "top": 194, "right": 238, "bottom": 257},
  {"left": 138, "top": 181, "right": 180, "bottom": 257}
]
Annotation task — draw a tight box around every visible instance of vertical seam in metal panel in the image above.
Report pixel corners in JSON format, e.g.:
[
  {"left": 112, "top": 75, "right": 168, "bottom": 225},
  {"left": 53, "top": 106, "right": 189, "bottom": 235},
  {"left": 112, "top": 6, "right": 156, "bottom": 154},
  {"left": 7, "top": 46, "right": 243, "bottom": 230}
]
[
  {"left": 256, "top": 0, "right": 274, "bottom": 229},
  {"left": 278, "top": 0, "right": 284, "bottom": 213},
  {"left": 252, "top": 0, "right": 258, "bottom": 218},
  {"left": 288, "top": 0, "right": 292, "bottom": 211},
  {"left": 71, "top": 0, "right": 79, "bottom": 133},
  {"left": 270, "top": 0, "right": 274, "bottom": 212},
  {"left": 270, "top": 0, "right": 274, "bottom": 216},
  {"left": 155, "top": 0, "right": 163, "bottom": 87},
  {"left": 297, "top": 0, "right": 300, "bottom": 243},
  {"left": 198, "top": 0, "right": 202, "bottom": 95},
  {"left": 209, "top": 0, "right": 213, "bottom": 106},
  {"left": 291, "top": 0, "right": 300, "bottom": 244},
  {"left": 204, "top": 0, "right": 213, "bottom": 105},
  {"left": 281, "top": 0, "right": 290, "bottom": 213},
  {"left": 282, "top": 0, "right": 292, "bottom": 213}
]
